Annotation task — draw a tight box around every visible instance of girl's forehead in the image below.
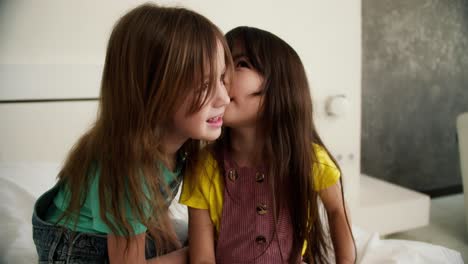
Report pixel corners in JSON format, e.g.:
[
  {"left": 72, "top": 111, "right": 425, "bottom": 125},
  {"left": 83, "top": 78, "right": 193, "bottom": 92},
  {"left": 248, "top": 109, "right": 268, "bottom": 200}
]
[
  {"left": 229, "top": 40, "right": 246, "bottom": 55},
  {"left": 203, "top": 40, "right": 226, "bottom": 74},
  {"left": 231, "top": 48, "right": 248, "bottom": 61}
]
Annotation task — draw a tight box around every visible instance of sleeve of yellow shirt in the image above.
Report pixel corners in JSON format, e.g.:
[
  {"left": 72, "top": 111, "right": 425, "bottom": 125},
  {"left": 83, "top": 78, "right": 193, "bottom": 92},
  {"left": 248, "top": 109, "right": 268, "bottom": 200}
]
[
  {"left": 179, "top": 151, "right": 213, "bottom": 210},
  {"left": 312, "top": 144, "right": 341, "bottom": 191}
]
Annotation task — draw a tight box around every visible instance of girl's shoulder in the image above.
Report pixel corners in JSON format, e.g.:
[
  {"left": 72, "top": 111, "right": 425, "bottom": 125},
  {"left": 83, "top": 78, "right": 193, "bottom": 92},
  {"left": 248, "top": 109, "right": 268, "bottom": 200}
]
[
  {"left": 312, "top": 143, "right": 338, "bottom": 170},
  {"left": 311, "top": 143, "right": 340, "bottom": 191},
  {"left": 179, "top": 146, "right": 224, "bottom": 208},
  {"left": 194, "top": 146, "right": 222, "bottom": 179}
]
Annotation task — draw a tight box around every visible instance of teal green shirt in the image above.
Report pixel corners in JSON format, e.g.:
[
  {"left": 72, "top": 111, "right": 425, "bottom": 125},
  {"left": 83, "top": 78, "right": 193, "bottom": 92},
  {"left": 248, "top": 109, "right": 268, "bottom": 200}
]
[{"left": 45, "top": 164, "right": 182, "bottom": 235}]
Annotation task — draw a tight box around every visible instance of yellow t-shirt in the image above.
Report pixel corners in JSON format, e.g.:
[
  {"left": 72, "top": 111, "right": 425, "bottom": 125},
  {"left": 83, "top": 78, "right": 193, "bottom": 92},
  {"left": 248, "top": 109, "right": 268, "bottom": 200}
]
[{"left": 179, "top": 144, "right": 340, "bottom": 237}]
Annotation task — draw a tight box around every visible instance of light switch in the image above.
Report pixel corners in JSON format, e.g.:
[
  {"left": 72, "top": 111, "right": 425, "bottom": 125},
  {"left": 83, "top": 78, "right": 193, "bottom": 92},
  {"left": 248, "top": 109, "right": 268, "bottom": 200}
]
[{"left": 325, "top": 95, "right": 348, "bottom": 117}]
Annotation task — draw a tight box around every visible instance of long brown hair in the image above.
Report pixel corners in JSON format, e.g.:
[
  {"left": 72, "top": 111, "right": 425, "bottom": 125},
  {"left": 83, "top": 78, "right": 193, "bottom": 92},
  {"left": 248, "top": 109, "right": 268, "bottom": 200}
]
[
  {"left": 219, "top": 26, "right": 355, "bottom": 263},
  {"left": 57, "top": 3, "right": 233, "bottom": 254}
]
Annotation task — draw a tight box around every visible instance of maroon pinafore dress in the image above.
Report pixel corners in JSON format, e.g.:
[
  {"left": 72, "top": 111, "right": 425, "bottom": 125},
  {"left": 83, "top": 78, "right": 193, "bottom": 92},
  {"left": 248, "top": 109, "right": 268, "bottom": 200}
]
[{"left": 215, "top": 152, "right": 300, "bottom": 263}]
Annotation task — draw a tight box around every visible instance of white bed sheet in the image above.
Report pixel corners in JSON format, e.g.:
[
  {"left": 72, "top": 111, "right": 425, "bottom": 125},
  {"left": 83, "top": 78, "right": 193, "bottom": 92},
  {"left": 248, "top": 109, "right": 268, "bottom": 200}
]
[
  {"left": 0, "top": 163, "right": 463, "bottom": 264},
  {"left": 353, "top": 226, "right": 463, "bottom": 263}
]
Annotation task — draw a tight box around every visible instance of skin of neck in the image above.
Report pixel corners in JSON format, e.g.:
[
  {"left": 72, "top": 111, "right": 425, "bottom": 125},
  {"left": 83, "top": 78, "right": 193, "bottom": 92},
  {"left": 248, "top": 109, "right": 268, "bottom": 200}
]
[{"left": 229, "top": 125, "right": 264, "bottom": 168}]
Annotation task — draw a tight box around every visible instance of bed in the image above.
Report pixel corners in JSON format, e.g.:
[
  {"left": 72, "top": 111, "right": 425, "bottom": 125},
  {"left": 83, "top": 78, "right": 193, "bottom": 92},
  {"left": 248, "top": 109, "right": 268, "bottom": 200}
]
[{"left": 0, "top": 162, "right": 463, "bottom": 264}]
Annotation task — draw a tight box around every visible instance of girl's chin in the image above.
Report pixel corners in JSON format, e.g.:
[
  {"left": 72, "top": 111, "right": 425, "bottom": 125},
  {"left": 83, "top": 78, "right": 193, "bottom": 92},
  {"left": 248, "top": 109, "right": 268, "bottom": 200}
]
[{"left": 199, "top": 130, "right": 222, "bottom": 141}]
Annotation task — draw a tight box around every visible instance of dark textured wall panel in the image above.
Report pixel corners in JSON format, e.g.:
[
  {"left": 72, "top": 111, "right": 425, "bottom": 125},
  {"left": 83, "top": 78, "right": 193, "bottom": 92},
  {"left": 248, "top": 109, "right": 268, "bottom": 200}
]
[{"left": 362, "top": 0, "right": 468, "bottom": 192}]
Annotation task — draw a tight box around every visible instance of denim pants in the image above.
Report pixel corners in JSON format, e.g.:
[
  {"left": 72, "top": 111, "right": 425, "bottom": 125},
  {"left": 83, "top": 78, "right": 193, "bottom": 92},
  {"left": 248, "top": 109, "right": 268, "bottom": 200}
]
[{"left": 32, "top": 185, "right": 188, "bottom": 263}]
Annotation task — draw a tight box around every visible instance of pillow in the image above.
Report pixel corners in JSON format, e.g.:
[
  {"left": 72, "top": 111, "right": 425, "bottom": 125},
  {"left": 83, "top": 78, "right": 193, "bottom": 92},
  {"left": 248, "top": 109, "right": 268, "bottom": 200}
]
[{"left": 0, "top": 177, "right": 38, "bottom": 263}]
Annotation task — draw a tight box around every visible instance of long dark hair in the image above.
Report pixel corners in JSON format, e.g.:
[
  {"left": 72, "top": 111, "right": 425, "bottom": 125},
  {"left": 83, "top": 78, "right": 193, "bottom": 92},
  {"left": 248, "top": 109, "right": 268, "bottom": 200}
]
[
  {"left": 56, "top": 3, "right": 233, "bottom": 255},
  {"left": 217, "top": 26, "right": 355, "bottom": 263}
]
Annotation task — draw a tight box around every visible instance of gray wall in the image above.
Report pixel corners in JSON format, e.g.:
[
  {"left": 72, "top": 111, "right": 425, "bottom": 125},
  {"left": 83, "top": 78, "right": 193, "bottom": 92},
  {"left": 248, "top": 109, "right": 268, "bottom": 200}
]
[{"left": 362, "top": 0, "right": 468, "bottom": 193}]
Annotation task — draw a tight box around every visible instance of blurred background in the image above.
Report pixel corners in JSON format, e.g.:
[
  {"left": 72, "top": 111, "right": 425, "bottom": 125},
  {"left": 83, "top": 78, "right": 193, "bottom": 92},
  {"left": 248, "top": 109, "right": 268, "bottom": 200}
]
[{"left": 0, "top": 0, "right": 466, "bottom": 262}]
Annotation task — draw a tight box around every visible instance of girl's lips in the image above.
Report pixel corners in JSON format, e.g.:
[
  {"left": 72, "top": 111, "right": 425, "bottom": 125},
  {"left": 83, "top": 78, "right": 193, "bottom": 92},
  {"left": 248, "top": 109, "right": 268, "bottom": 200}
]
[{"left": 207, "top": 116, "right": 223, "bottom": 127}]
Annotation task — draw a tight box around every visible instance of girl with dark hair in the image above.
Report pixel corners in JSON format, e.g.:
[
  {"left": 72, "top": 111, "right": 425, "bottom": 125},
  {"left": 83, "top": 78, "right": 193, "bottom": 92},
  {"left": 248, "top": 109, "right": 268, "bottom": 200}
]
[{"left": 181, "top": 26, "right": 356, "bottom": 264}]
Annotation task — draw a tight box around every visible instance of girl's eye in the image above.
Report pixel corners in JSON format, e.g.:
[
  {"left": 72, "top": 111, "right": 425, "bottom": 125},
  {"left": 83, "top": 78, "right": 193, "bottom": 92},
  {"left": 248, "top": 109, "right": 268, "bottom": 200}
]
[
  {"left": 236, "top": 60, "right": 250, "bottom": 69},
  {"left": 196, "top": 82, "right": 209, "bottom": 97},
  {"left": 251, "top": 90, "right": 264, "bottom": 96},
  {"left": 220, "top": 73, "right": 226, "bottom": 85}
]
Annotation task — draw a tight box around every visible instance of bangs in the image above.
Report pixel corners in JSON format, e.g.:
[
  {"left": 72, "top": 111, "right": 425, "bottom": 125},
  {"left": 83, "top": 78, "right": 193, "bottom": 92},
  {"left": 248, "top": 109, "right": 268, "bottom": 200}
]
[
  {"left": 225, "top": 26, "right": 267, "bottom": 75},
  {"left": 186, "top": 29, "right": 233, "bottom": 114}
]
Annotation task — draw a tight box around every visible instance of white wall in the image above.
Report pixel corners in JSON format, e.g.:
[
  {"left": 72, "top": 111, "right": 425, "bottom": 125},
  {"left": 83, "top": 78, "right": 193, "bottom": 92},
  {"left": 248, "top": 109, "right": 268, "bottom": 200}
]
[{"left": 0, "top": 0, "right": 361, "bottom": 208}]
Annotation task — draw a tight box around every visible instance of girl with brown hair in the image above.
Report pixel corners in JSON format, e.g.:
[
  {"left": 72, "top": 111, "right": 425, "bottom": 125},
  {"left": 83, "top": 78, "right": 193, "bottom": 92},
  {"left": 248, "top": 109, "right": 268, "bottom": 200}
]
[
  {"left": 32, "top": 3, "right": 232, "bottom": 263},
  {"left": 181, "top": 26, "right": 356, "bottom": 264}
]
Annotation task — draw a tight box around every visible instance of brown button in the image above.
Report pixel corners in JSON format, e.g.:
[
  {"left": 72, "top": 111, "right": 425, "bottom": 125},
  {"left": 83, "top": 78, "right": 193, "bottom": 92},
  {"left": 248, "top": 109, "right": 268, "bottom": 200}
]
[
  {"left": 255, "top": 172, "right": 265, "bottom": 183},
  {"left": 256, "top": 203, "right": 268, "bottom": 215},
  {"left": 255, "top": 235, "right": 267, "bottom": 244},
  {"left": 228, "top": 169, "right": 238, "bottom": 181}
]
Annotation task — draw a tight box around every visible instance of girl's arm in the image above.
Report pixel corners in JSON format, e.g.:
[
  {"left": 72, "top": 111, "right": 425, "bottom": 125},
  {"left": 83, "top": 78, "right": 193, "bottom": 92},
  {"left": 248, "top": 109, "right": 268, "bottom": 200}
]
[
  {"left": 188, "top": 207, "right": 216, "bottom": 264},
  {"left": 319, "top": 182, "right": 356, "bottom": 264},
  {"left": 107, "top": 233, "right": 188, "bottom": 264}
]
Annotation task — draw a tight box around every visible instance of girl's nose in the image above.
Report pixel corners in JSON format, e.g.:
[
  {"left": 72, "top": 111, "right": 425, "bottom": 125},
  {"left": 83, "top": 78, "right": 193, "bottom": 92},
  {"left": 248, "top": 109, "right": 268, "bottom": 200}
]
[{"left": 214, "top": 82, "right": 230, "bottom": 107}]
